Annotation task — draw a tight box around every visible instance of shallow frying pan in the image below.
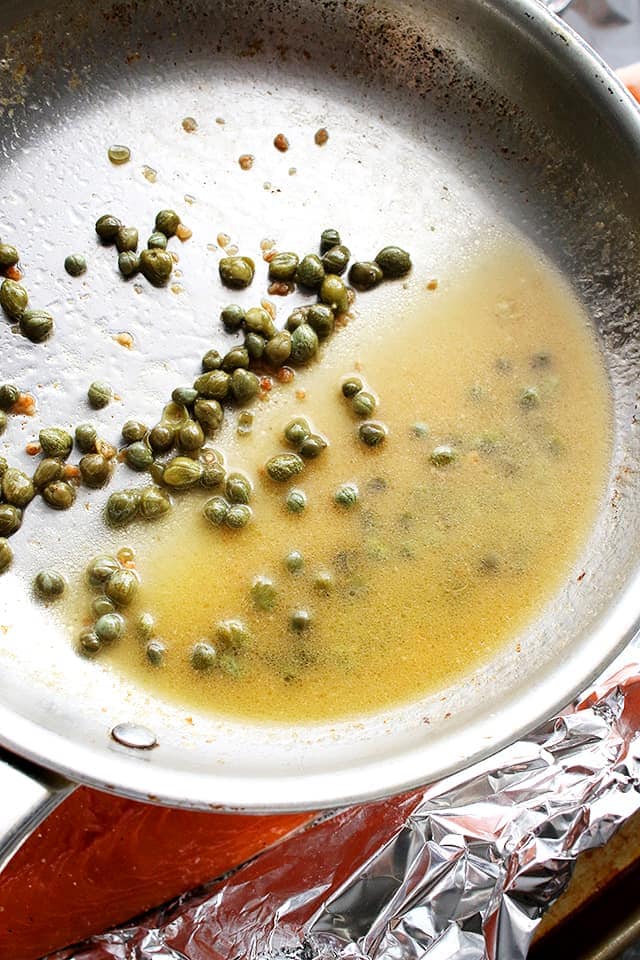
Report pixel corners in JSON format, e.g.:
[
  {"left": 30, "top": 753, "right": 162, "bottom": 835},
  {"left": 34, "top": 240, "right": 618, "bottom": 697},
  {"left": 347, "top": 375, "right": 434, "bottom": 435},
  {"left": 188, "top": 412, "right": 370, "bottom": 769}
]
[{"left": 1, "top": 0, "right": 640, "bottom": 870}]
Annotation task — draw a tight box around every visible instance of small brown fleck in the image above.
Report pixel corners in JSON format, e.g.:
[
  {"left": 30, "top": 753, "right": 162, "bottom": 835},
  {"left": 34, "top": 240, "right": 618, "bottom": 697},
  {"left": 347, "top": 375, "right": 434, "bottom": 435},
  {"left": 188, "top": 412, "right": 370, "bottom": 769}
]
[
  {"left": 260, "top": 376, "right": 273, "bottom": 392},
  {"left": 215, "top": 117, "right": 225, "bottom": 125},
  {"left": 264, "top": 249, "right": 278, "bottom": 263},
  {"left": 113, "top": 332, "right": 134, "bottom": 349},
  {"left": 12, "top": 392, "right": 36, "bottom": 416},
  {"left": 170, "top": 283, "right": 184, "bottom": 294},
  {"left": 314, "top": 127, "right": 329, "bottom": 146},
  {"left": 176, "top": 223, "right": 192, "bottom": 241},
  {"left": 184, "top": 194, "right": 196, "bottom": 205},
  {"left": 288, "top": 167, "right": 297, "bottom": 176},
  {"left": 226, "top": 244, "right": 239, "bottom": 256},
  {"left": 268, "top": 281, "right": 291, "bottom": 296},
  {"left": 96, "top": 439, "right": 117, "bottom": 460},
  {"left": 5, "top": 264, "right": 22, "bottom": 281},
  {"left": 182, "top": 116, "right": 198, "bottom": 133},
  {"left": 63, "top": 464, "right": 81, "bottom": 480},
  {"left": 296, "top": 388, "right": 306, "bottom": 400},
  {"left": 261, "top": 299, "right": 276, "bottom": 319},
  {"left": 142, "top": 165, "right": 157, "bottom": 183},
  {"left": 25, "top": 442, "right": 41, "bottom": 456},
  {"left": 274, "top": 133, "right": 289, "bottom": 152},
  {"left": 239, "top": 154, "right": 254, "bottom": 170},
  {"left": 427, "top": 279, "right": 438, "bottom": 291},
  {"left": 217, "top": 233, "right": 231, "bottom": 248},
  {"left": 260, "top": 238, "right": 275, "bottom": 251},
  {"left": 170, "top": 252, "right": 179, "bottom": 264},
  {"left": 276, "top": 366, "right": 294, "bottom": 384}
]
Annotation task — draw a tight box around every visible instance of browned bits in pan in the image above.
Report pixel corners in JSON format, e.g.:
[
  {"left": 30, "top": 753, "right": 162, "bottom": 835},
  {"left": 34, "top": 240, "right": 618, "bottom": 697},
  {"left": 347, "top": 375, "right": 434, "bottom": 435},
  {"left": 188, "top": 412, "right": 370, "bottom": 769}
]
[{"left": 273, "top": 132, "right": 289, "bottom": 152}]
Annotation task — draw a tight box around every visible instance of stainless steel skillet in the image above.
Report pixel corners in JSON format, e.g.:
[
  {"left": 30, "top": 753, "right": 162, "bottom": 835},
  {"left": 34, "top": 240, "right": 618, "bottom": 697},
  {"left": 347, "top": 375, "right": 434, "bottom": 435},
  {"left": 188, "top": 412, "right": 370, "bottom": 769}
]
[{"left": 1, "top": 0, "right": 640, "bottom": 871}]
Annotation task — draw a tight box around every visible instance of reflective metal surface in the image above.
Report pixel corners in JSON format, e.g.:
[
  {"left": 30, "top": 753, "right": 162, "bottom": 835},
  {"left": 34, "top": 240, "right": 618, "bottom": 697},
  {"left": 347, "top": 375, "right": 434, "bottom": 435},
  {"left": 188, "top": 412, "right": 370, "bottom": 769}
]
[{"left": 1, "top": 0, "right": 640, "bottom": 812}]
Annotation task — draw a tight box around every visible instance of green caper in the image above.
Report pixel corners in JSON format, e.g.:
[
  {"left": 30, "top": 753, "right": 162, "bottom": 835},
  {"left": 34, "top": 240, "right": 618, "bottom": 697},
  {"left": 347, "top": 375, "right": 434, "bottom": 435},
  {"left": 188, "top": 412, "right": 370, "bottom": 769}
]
[
  {"left": 0, "top": 538, "right": 12, "bottom": 574},
  {"left": 140, "top": 485, "right": 172, "bottom": 520},
  {"left": 0, "top": 244, "right": 19, "bottom": 268},
  {"left": 118, "top": 251, "right": 140, "bottom": 277},
  {"left": 20, "top": 309, "right": 54, "bottom": 343},
  {"left": 0, "top": 504, "right": 21, "bottom": 536},
  {"left": 286, "top": 488, "right": 307, "bottom": 513},
  {"left": 148, "top": 422, "right": 175, "bottom": 453},
  {"left": 244, "top": 332, "right": 266, "bottom": 359},
  {"left": 341, "top": 376, "right": 363, "bottom": 398},
  {"left": 520, "top": 387, "right": 540, "bottom": 408},
  {"left": 290, "top": 609, "right": 312, "bottom": 632},
  {"left": 79, "top": 453, "right": 112, "bottom": 488},
  {"left": 78, "top": 630, "right": 101, "bottom": 656},
  {"left": 306, "top": 304, "right": 334, "bottom": 339},
  {"left": 95, "top": 612, "right": 125, "bottom": 643},
  {"left": 220, "top": 304, "right": 245, "bottom": 330},
  {"left": 139, "top": 248, "right": 173, "bottom": 286},
  {"left": 268, "top": 251, "right": 299, "bottom": 281},
  {"left": 87, "top": 555, "right": 120, "bottom": 586},
  {"left": 225, "top": 503, "right": 252, "bottom": 528},
  {"left": 226, "top": 471, "right": 252, "bottom": 504},
  {"left": 162, "top": 401, "right": 189, "bottom": 427},
  {"left": 285, "top": 306, "right": 310, "bottom": 332},
  {"left": 39, "top": 427, "right": 73, "bottom": 459},
  {"left": 172, "top": 386, "right": 198, "bottom": 407},
  {"left": 0, "top": 410, "right": 6, "bottom": 436},
  {"left": 33, "top": 458, "right": 63, "bottom": 489},
  {"left": 229, "top": 368, "right": 259, "bottom": 404},
  {"left": 194, "top": 370, "right": 231, "bottom": 400},
  {"left": 299, "top": 433, "right": 327, "bottom": 459},
  {"left": 149, "top": 460, "right": 164, "bottom": 484},
  {"left": 411, "top": 422, "right": 429, "bottom": 439},
  {"left": 266, "top": 452, "right": 304, "bottom": 482},
  {"left": 313, "top": 570, "right": 333, "bottom": 593},
  {"left": 105, "top": 488, "right": 141, "bottom": 524},
  {"left": 284, "top": 549, "right": 304, "bottom": 573},
  {"left": 0, "top": 384, "right": 19, "bottom": 410},
  {"left": 250, "top": 577, "right": 276, "bottom": 612},
  {"left": 191, "top": 640, "right": 216, "bottom": 671},
  {"left": 219, "top": 256, "right": 255, "bottom": 289},
  {"left": 87, "top": 381, "right": 112, "bottom": 409},
  {"left": 352, "top": 391, "right": 377, "bottom": 417},
  {"left": 147, "top": 232, "right": 168, "bottom": 250},
  {"left": 194, "top": 398, "right": 224, "bottom": 434},
  {"left": 121, "top": 420, "right": 148, "bottom": 444},
  {"left": 93, "top": 595, "right": 115, "bottom": 617},
  {"left": 221, "top": 346, "right": 250, "bottom": 372},
  {"left": 430, "top": 444, "right": 457, "bottom": 466},
  {"left": 202, "top": 348, "right": 223, "bottom": 371},
  {"left": 124, "top": 441, "right": 153, "bottom": 472},
  {"left": 178, "top": 420, "right": 205, "bottom": 451},
  {"left": 319, "top": 274, "right": 349, "bottom": 314},
  {"left": 42, "top": 480, "right": 76, "bottom": 510},
  {"left": 284, "top": 417, "right": 310, "bottom": 446},
  {"left": 203, "top": 496, "right": 229, "bottom": 526},
  {"left": 136, "top": 612, "right": 155, "bottom": 640},
  {"left": 295, "top": 254, "right": 325, "bottom": 289},
  {"left": 320, "top": 228, "right": 340, "bottom": 253},
  {"left": 334, "top": 483, "right": 359, "bottom": 508},
  {"left": 375, "top": 245, "right": 412, "bottom": 278},
  {"left": 290, "top": 323, "right": 318, "bottom": 364},
  {"left": 237, "top": 410, "right": 254, "bottom": 436},
  {"left": 105, "top": 567, "right": 138, "bottom": 606},
  {"left": 163, "top": 456, "right": 203, "bottom": 489},
  {"left": 216, "top": 619, "right": 250, "bottom": 651},
  {"left": 75, "top": 423, "right": 97, "bottom": 453},
  {"left": 64, "top": 254, "right": 87, "bottom": 277},
  {"left": 95, "top": 214, "right": 122, "bottom": 242},
  {"left": 146, "top": 639, "right": 166, "bottom": 666},
  {"left": 3, "top": 468, "right": 35, "bottom": 507},
  {"left": 155, "top": 209, "right": 181, "bottom": 237},
  {"left": 0, "top": 456, "right": 7, "bottom": 480},
  {"left": 321, "top": 244, "right": 350, "bottom": 276},
  {"left": 359, "top": 421, "right": 387, "bottom": 447},
  {"left": 349, "top": 260, "right": 383, "bottom": 291},
  {"left": 244, "top": 306, "right": 276, "bottom": 338}
]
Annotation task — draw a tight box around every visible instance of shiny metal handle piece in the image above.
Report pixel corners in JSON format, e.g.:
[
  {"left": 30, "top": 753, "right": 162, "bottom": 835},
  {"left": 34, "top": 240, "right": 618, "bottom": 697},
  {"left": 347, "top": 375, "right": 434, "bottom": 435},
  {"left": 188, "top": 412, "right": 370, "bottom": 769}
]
[{"left": 0, "top": 748, "right": 74, "bottom": 871}]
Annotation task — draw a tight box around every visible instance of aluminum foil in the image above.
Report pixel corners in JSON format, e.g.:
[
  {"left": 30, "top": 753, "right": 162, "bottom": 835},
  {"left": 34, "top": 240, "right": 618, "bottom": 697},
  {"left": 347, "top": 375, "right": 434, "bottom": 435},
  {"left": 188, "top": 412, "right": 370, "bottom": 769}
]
[{"left": 50, "top": 639, "right": 640, "bottom": 960}]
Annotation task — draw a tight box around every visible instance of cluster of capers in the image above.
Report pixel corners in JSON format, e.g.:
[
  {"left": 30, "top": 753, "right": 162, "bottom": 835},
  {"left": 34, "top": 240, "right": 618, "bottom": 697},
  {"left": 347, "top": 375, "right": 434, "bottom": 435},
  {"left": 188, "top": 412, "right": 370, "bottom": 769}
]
[
  {"left": 0, "top": 381, "right": 19, "bottom": 437},
  {"left": 340, "top": 376, "right": 388, "bottom": 448},
  {"left": 95, "top": 209, "right": 181, "bottom": 285},
  {"left": 251, "top": 569, "right": 321, "bottom": 637},
  {"left": 202, "top": 470, "right": 253, "bottom": 530},
  {"left": 264, "top": 417, "right": 328, "bottom": 484},
  {"left": 79, "top": 552, "right": 141, "bottom": 658},
  {"left": 189, "top": 619, "right": 251, "bottom": 677},
  {"left": 0, "top": 244, "right": 54, "bottom": 343}
]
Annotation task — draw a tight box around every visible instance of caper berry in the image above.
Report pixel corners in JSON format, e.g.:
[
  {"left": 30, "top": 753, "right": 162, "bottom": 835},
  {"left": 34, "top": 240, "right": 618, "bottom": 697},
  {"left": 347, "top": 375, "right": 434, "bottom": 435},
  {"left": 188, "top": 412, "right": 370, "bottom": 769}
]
[
  {"left": 0, "top": 538, "right": 12, "bottom": 574},
  {"left": 299, "top": 433, "right": 327, "bottom": 459},
  {"left": 39, "top": 427, "right": 73, "bottom": 460},
  {"left": 351, "top": 391, "right": 376, "bottom": 417},
  {"left": 0, "top": 244, "right": 19, "bottom": 268},
  {"left": 290, "top": 323, "right": 318, "bottom": 364},
  {"left": 359, "top": 421, "right": 387, "bottom": 447},
  {"left": 191, "top": 640, "right": 216, "bottom": 671},
  {"left": 295, "top": 254, "right": 325, "bottom": 289},
  {"left": 430, "top": 444, "right": 457, "bottom": 466},
  {"left": 95, "top": 214, "right": 122, "bottom": 242},
  {"left": 0, "top": 384, "right": 19, "bottom": 410},
  {"left": 349, "top": 260, "right": 383, "bottom": 291},
  {"left": 216, "top": 619, "right": 250, "bottom": 652},
  {"left": 139, "top": 248, "right": 173, "bottom": 286},
  {"left": 251, "top": 576, "right": 277, "bottom": 611},
  {"left": 284, "top": 550, "right": 304, "bottom": 573},
  {"left": 178, "top": 420, "right": 205, "bottom": 451},
  {"left": 268, "top": 251, "right": 299, "bottom": 281},
  {"left": 221, "top": 346, "right": 250, "bottom": 372},
  {"left": 122, "top": 441, "right": 152, "bottom": 472},
  {"left": 321, "top": 244, "right": 350, "bottom": 276},
  {"left": 75, "top": 422, "right": 97, "bottom": 453},
  {"left": 116, "top": 227, "right": 138, "bottom": 254},
  {"left": 266, "top": 452, "right": 304, "bottom": 482},
  {"left": 64, "top": 254, "right": 87, "bottom": 277},
  {"left": 172, "top": 386, "right": 198, "bottom": 407},
  {"left": 87, "top": 381, "right": 113, "bottom": 409},
  {"left": 341, "top": 377, "right": 363, "bottom": 399},
  {"left": 0, "top": 410, "right": 6, "bottom": 436},
  {"left": 334, "top": 483, "right": 359, "bottom": 508},
  {"left": 155, "top": 209, "right": 181, "bottom": 237},
  {"left": 290, "top": 609, "right": 312, "bottom": 632},
  {"left": 230, "top": 368, "right": 260, "bottom": 403},
  {"left": 136, "top": 612, "right": 155, "bottom": 640},
  {"left": 244, "top": 306, "right": 276, "bottom": 338},
  {"left": 219, "top": 256, "right": 255, "bottom": 289},
  {"left": 313, "top": 570, "right": 333, "bottom": 593},
  {"left": 203, "top": 495, "right": 229, "bottom": 526},
  {"left": 285, "top": 306, "right": 310, "bottom": 332},
  {"left": 199, "top": 457, "right": 225, "bottom": 490},
  {"left": 105, "top": 567, "right": 138, "bottom": 607},
  {"left": 33, "top": 458, "right": 63, "bottom": 489},
  {"left": 0, "top": 457, "right": 7, "bottom": 480},
  {"left": 306, "top": 304, "right": 334, "bottom": 340},
  {"left": 163, "top": 456, "right": 203, "bottom": 489},
  {"left": 148, "top": 422, "right": 175, "bottom": 453},
  {"left": 95, "top": 612, "right": 125, "bottom": 643},
  {"left": 78, "top": 630, "right": 101, "bottom": 655},
  {"left": 146, "top": 639, "right": 166, "bottom": 666},
  {"left": 411, "top": 422, "right": 429, "bottom": 439},
  {"left": 87, "top": 554, "right": 120, "bottom": 586},
  {"left": 118, "top": 251, "right": 140, "bottom": 277},
  {"left": 225, "top": 503, "right": 252, "bottom": 528},
  {"left": 140, "top": 485, "right": 172, "bottom": 520},
  {"left": 244, "top": 332, "right": 266, "bottom": 360},
  {"left": 320, "top": 228, "right": 340, "bottom": 253},
  {"left": 20, "top": 309, "right": 54, "bottom": 343},
  {"left": 220, "top": 304, "right": 245, "bottom": 330},
  {"left": 319, "top": 274, "right": 349, "bottom": 314},
  {"left": 375, "top": 245, "right": 412, "bottom": 278},
  {"left": 3, "top": 468, "right": 35, "bottom": 508},
  {"left": 121, "top": 420, "right": 148, "bottom": 444},
  {"left": 283, "top": 418, "right": 310, "bottom": 448},
  {"left": 42, "top": 480, "right": 76, "bottom": 510},
  {"left": 286, "top": 489, "right": 307, "bottom": 514},
  {"left": 237, "top": 410, "right": 254, "bottom": 436},
  {"left": 105, "top": 488, "right": 141, "bottom": 524},
  {"left": 147, "top": 232, "right": 168, "bottom": 250},
  {"left": 226, "top": 471, "right": 252, "bottom": 504},
  {"left": 193, "top": 399, "right": 224, "bottom": 435},
  {"left": 194, "top": 370, "right": 231, "bottom": 400},
  {"left": 93, "top": 596, "right": 115, "bottom": 617},
  {"left": 202, "top": 348, "right": 223, "bottom": 371},
  {"left": 0, "top": 504, "right": 21, "bottom": 537},
  {"left": 520, "top": 386, "right": 540, "bottom": 408},
  {"left": 79, "top": 453, "right": 112, "bottom": 488}
]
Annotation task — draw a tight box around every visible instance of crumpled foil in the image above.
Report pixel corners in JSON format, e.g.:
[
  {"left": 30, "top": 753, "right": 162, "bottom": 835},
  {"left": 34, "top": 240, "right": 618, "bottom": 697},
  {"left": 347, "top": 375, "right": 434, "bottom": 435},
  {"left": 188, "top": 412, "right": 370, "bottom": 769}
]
[{"left": 51, "top": 640, "right": 640, "bottom": 960}]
